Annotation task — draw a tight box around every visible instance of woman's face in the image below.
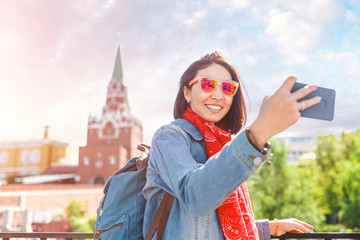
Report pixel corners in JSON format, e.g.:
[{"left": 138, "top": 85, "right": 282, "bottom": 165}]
[{"left": 184, "top": 63, "right": 233, "bottom": 123}]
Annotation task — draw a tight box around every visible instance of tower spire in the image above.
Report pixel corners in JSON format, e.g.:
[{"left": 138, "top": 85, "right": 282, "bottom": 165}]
[{"left": 111, "top": 44, "right": 124, "bottom": 83}]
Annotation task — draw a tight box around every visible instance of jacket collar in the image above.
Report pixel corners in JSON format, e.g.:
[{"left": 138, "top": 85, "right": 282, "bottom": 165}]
[{"left": 173, "top": 118, "right": 203, "bottom": 141}]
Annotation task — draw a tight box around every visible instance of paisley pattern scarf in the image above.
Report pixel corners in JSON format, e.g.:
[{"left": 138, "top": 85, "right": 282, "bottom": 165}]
[{"left": 182, "top": 107, "right": 259, "bottom": 240}]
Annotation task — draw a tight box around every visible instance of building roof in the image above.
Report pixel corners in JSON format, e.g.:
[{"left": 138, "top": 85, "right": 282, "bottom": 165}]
[
  {"left": 14, "top": 173, "right": 78, "bottom": 184},
  {"left": 43, "top": 165, "right": 77, "bottom": 174},
  {"left": 0, "top": 138, "right": 69, "bottom": 149},
  {"left": 111, "top": 44, "right": 124, "bottom": 84}
]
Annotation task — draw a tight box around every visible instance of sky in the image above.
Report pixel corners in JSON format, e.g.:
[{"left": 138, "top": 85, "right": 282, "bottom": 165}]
[{"left": 1, "top": 0, "right": 359, "bottom": 164}]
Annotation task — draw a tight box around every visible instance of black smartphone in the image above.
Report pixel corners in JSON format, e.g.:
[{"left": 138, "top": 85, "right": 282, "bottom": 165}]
[{"left": 291, "top": 82, "right": 336, "bottom": 121}]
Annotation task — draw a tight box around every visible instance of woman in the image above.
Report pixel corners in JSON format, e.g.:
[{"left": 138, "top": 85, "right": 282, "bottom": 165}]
[{"left": 143, "top": 52, "right": 319, "bottom": 240}]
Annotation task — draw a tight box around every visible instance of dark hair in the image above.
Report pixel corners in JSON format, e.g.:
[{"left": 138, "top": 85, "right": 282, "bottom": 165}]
[{"left": 173, "top": 51, "right": 247, "bottom": 134}]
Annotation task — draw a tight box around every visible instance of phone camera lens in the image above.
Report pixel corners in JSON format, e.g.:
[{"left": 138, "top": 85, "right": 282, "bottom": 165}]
[{"left": 321, "top": 100, "right": 327, "bottom": 107}]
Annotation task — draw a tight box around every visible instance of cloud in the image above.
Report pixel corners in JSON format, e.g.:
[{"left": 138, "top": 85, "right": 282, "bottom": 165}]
[
  {"left": 0, "top": 0, "right": 359, "bottom": 164},
  {"left": 262, "top": 0, "right": 343, "bottom": 64}
]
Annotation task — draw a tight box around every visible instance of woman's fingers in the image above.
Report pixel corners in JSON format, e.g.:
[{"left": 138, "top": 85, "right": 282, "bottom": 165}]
[
  {"left": 250, "top": 76, "right": 322, "bottom": 144},
  {"left": 298, "top": 96, "right": 322, "bottom": 111},
  {"left": 280, "top": 76, "right": 321, "bottom": 111},
  {"left": 290, "top": 221, "right": 313, "bottom": 233},
  {"left": 278, "top": 76, "right": 321, "bottom": 111},
  {"left": 279, "top": 76, "right": 297, "bottom": 91},
  {"left": 274, "top": 218, "right": 314, "bottom": 236},
  {"left": 291, "top": 84, "right": 317, "bottom": 100},
  {"left": 292, "top": 218, "right": 314, "bottom": 230}
]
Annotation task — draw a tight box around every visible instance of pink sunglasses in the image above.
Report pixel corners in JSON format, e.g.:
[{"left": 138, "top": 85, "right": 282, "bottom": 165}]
[{"left": 188, "top": 77, "right": 239, "bottom": 96}]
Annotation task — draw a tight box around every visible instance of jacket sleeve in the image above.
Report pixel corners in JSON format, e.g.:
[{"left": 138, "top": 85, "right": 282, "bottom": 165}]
[
  {"left": 148, "top": 126, "right": 266, "bottom": 216},
  {"left": 256, "top": 220, "right": 271, "bottom": 240}
]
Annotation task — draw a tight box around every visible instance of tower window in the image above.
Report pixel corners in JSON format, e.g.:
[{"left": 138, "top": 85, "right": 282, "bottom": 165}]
[
  {"left": 95, "top": 160, "right": 103, "bottom": 169},
  {"left": 83, "top": 157, "right": 90, "bottom": 166},
  {"left": 109, "top": 156, "right": 116, "bottom": 165}
]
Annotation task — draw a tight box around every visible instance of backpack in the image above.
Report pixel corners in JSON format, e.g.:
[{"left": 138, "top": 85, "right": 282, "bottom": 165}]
[{"left": 94, "top": 144, "right": 174, "bottom": 240}]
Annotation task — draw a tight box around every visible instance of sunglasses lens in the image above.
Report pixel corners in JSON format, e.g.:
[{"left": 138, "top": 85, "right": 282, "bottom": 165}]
[
  {"left": 222, "top": 82, "right": 238, "bottom": 96},
  {"left": 200, "top": 78, "right": 217, "bottom": 92}
]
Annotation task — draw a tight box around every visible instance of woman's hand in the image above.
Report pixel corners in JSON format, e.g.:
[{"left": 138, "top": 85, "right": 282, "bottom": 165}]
[
  {"left": 269, "top": 218, "right": 314, "bottom": 236},
  {"left": 247, "top": 76, "right": 321, "bottom": 148}
]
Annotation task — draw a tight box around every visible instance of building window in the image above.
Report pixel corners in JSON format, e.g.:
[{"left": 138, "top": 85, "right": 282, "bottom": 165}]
[
  {"left": 0, "top": 151, "right": 9, "bottom": 166},
  {"left": 31, "top": 150, "right": 41, "bottom": 164},
  {"left": 109, "top": 156, "right": 116, "bottom": 165},
  {"left": 21, "top": 149, "right": 41, "bottom": 165},
  {"left": 95, "top": 160, "right": 103, "bottom": 169},
  {"left": 83, "top": 157, "right": 90, "bottom": 166}
]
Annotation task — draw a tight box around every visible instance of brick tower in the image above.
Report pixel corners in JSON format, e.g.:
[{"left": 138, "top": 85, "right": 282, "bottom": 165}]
[{"left": 77, "top": 45, "right": 143, "bottom": 184}]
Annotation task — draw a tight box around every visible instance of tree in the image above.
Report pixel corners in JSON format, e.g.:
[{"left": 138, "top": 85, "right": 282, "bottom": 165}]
[
  {"left": 65, "top": 200, "right": 95, "bottom": 240},
  {"left": 247, "top": 139, "right": 289, "bottom": 218},
  {"left": 338, "top": 129, "right": 360, "bottom": 228},
  {"left": 247, "top": 139, "right": 325, "bottom": 228},
  {"left": 338, "top": 159, "right": 360, "bottom": 228},
  {"left": 314, "top": 128, "right": 360, "bottom": 229},
  {"left": 66, "top": 200, "right": 88, "bottom": 221},
  {"left": 315, "top": 134, "right": 344, "bottom": 224}
]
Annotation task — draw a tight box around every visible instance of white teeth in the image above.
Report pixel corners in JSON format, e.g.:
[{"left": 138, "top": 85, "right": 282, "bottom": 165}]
[{"left": 206, "top": 105, "right": 222, "bottom": 110}]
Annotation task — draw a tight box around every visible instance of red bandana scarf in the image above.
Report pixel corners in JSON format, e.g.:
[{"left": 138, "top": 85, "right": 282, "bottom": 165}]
[{"left": 182, "top": 107, "right": 259, "bottom": 240}]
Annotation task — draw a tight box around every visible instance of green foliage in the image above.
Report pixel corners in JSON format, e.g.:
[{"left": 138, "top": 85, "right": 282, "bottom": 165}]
[
  {"left": 247, "top": 139, "right": 325, "bottom": 228},
  {"left": 338, "top": 160, "right": 360, "bottom": 228},
  {"left": 247, "top": 139, "right": 289, "bottom": 218},
  {"left": 66, "top": 200, "right": 88, "bottom": 221},
  {"left": 315, "top": 129, "right": 360, "bottom": 228},
  {"left": 316, "top": 224, "right": 352, "bottom": 233},
  {"left": 315, "top": 134, "right": 344, "bottom": 222},
  {"left": 72, "top": 219, "right": 93, "bottom": 232},
  {"left": 64, "top": 200, "right": 96, "bottom": 239}
]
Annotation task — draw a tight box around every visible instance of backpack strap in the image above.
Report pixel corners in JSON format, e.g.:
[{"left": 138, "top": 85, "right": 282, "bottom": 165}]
[
  {"left": 137, "top": 143, "right": 151, "bottom": 155},
  {"left": 137, "top": 143, "right": 151, "bottom": 170},
  {"left": 144, "top": 192, "right": 175, "bottom": 240}
]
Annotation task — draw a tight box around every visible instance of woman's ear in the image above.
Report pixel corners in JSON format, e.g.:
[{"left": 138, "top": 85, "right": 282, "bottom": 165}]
[{"left": 183, "top": 86, "right": 191, "bottom": 104}]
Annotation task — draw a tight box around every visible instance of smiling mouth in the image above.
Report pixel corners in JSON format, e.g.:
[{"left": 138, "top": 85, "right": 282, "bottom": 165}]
[{"left": 206, "top": 104, "right": 223, "bottom": 110}]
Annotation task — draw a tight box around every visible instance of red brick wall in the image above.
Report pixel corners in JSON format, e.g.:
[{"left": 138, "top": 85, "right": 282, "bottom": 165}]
[
  {"left": 32, "top": 220, "right": 72, "bottom": 232},
  {"left": 1, "top": 184, "right": 104, "bottom": 219},
  {"left": 78, "top": 145, "right": 128, "bottom": 184}
]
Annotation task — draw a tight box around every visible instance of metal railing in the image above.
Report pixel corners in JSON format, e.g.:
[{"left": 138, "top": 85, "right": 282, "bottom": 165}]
[
  {"left": 0, "top": 232, "right": 359, "bottom": 240},
  {"left": 0, "top": 232, "right": 93, "bottom": 240},
  {"left": 277, "top": 232, "right": 360, "bottom": 240}
]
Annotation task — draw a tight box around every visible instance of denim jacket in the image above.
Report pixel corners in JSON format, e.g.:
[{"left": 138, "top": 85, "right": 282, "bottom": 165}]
[{"left": 142, "top": 118, "right": 270, "bottom": 240}]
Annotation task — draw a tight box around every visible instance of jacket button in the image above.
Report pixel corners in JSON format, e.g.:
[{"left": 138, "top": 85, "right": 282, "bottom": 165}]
[{"left": 253, "top": 157, "right": 262, "bottom": 166}]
